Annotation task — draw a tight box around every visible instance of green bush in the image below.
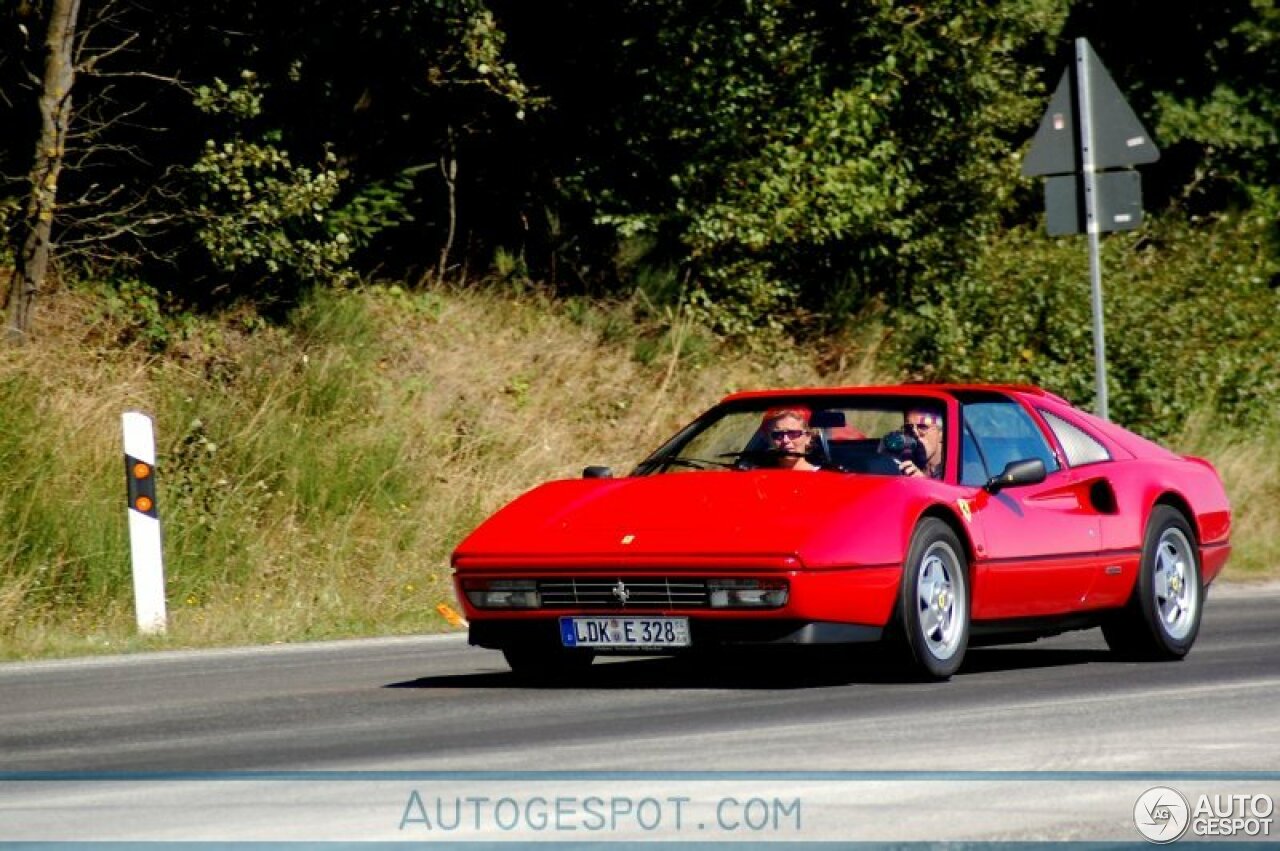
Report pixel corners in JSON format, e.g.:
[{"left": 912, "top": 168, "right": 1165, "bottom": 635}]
[
  {"left": 584, "top": 0, "right": 1063, "bottom": 342},
  {"left": 895, "top": 210, "right": 1280, "bottom": 438},
  {"left": 188, "top": 74, "right": 418, "bottom": 294}
]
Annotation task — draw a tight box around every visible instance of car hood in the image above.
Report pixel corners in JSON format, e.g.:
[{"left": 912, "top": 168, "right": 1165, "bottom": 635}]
[{"left": 452, "top": 471, "right": 915, "bottom": 567}]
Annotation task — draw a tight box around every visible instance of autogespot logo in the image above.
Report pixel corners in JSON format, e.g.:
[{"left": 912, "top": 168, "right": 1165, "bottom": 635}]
[{"left": 1135, "top": 786, "right": 1191, "bottom": 844}]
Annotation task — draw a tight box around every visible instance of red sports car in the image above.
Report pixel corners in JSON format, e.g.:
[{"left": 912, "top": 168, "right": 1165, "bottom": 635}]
[{"left": 451, "top": 385, "right": 1231, "bottom": 679}]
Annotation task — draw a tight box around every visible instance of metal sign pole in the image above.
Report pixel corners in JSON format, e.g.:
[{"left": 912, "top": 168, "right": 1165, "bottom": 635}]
[
  {"left": 1023, "top": 37, "right": 1159, "bottom": 422},
  {"left": 1076, "top": 38, "right": 1109, "bottom": 420}
]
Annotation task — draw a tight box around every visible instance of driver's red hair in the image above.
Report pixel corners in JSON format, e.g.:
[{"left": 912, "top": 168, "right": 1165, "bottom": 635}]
[{"left": 761, "top": 406, "right": 811, "bottom": 429}]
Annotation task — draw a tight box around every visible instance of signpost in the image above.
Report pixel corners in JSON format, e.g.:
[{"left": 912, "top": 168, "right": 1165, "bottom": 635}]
[{"left": 1022, "top": 38, "right": 1160, "bottom": 420}]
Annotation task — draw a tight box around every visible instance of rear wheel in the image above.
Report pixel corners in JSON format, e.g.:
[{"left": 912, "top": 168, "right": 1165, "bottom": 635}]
[
  {"left": 1102, "top": 505, "right": 1202, "bottom": 660},
  {"left": 896, "top": 518, "right": 970, "bottom": 680},
  {"left": 502, "top": 644, "right": 595, "bottom": 682}
]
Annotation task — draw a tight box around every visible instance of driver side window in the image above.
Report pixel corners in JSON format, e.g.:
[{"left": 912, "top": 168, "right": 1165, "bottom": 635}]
[{"left": 961, "top": 401, "right": 1060, "bottom": 480}]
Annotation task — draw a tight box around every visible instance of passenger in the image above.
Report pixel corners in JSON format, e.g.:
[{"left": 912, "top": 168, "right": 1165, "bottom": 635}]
[
  {"left": 762, "top": 408, "right": 822, "bottom": 471},
  {"left": 898, "top": 407, "right": 944, "bottom": 479}
]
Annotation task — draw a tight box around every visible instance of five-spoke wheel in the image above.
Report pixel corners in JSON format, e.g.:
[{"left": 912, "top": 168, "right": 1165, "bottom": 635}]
[
  {"left": 1103, "top": 505, "right": 1203, "bottom": 660},
  {"left": 897, "top": 518, "right": 970, "bottom": 679}
]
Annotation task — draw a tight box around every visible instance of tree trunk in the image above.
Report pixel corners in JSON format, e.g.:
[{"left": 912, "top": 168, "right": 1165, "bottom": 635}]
[{"left": 5, "top": 0, "right": 82, "bottom": 341}]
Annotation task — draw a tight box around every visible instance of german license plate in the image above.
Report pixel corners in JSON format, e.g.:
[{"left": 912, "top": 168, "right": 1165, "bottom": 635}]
[{"left": 560, "top": 616, "right": 691, "bottom": 648}]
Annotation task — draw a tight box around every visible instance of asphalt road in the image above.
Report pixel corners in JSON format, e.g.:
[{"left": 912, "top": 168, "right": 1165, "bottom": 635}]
[{"left": 2, "top": 583, "right": 1278, "bottom": 842}]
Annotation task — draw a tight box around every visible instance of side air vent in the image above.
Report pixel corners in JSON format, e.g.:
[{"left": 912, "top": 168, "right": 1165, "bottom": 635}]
[{"left": 1088, "top": 479, "right": 1118, "bottom": 514}]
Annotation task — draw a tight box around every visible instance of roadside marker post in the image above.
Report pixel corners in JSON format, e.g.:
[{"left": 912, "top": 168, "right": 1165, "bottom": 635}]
[{"left": 123, "top": 411, "right": 167, "bottom": 635}]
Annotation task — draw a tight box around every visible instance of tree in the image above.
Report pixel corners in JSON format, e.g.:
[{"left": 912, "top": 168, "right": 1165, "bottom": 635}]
[
  {"left": 497, "top": 0, "right": 1069, "bottom": 338},
  {"left": 140, "top": 0, "right": 536, "bottom": 301},
  {"left": 4, "top": 0, "right": 82, "bottom": 340}
]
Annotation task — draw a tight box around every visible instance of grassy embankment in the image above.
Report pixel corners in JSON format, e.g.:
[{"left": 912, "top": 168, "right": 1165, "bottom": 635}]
[{"left": 0, "top": 283, "right": 1275, "bottom": 660}]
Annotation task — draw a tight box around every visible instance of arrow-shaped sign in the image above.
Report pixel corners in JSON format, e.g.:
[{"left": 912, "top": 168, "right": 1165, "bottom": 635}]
[{"left": 1023, "top": 41, "right": 1159, "bottom": 177}]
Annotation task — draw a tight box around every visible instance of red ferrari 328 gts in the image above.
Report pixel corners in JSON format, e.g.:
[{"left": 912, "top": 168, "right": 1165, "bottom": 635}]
[{"left": 451, "top": 385, "right": 1231, "bottom": 680}]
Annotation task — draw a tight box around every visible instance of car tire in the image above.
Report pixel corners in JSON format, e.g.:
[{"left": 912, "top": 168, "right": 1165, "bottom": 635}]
[
  {"left": 1102, "top": 505, "right": 1203, "bottom": 660},
  {"left": 895, "top": 518, "right": 970, "bottom": 680},
  {"left": 502, "top": 644, "right": 595, "bottom": 682}
]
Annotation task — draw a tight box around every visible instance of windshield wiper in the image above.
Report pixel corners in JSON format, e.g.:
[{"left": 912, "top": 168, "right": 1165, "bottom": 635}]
[
  {"left": 659, "top": 456, "right": 735, "bottom": 471},
  {"left": 717, "top": 448, "right": 793, "bottom": 460},
  {"left": 718, "top": 448, "right": 842, "bottom": 471}
]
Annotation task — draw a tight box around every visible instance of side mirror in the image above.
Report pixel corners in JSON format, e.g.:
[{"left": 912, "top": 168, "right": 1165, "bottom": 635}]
[
  {"left": 984, "top": 458, "right": 1046, "bottom": 493},
  {"left": 582, "top": 466, "right": 614, "bottom": 479}
]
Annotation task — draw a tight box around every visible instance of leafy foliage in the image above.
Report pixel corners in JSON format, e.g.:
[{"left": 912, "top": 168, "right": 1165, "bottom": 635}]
[
  {"left": 186, "top": 73, "right": 426, "bottom": 293},
  {"left": 896, "top": 209, "right": 1280, "bottom": 438},
  {"left": 1065, "top": 0, "right": 1280, "bottom": 213},
  {"left": 1, "top": 0, "right": 1278, "bottom": 431},
  {"left": 544, "top": 0, "right": 1068, "bottom": 337}
]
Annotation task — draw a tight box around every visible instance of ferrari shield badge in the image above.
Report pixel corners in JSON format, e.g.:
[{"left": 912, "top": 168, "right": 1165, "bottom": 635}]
[{"left": 957, "top": 498, "right": 972, "bottom": 524}]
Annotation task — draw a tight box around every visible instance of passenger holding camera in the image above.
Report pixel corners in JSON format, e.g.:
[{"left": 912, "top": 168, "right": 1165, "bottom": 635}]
[{"left": 898, "top": 409, "right": 944, "bottom": 479}]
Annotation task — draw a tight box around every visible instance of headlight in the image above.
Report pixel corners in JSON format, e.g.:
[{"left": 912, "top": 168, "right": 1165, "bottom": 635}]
[
  {"left": 707, "top": 578, "right": 788, "bottom": 608},
  {"left": 463, "top": 579, "right": 540, "bottom": 609}
]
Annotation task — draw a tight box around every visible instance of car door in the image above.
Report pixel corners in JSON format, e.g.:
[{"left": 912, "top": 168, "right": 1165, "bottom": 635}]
[{"left": 960, "top": 398, "right": 1105, "bottom": 619}]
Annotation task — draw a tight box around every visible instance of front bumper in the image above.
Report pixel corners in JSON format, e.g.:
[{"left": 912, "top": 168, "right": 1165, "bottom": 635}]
[
  {"left": 469, "top": 618, "right": 884, "bottom": 651},
  {"left": 455, "top": 564, "right": 902, "bottom": 623}
]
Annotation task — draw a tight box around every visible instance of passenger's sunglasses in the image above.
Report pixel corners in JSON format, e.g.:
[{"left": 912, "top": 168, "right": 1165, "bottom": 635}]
[
  {"left": 904, "top": 422, "right": 935, "bottom": 435},
  {"left": 770, "top": 429, "right": 808, "bottom": 441}
]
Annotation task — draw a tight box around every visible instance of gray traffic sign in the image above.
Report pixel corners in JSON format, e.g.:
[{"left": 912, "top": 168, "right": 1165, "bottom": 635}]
[
  {"left": 1023, "top": 42, "right": 1160, "bottom": 177},
  {"left": 1022, "top": 70, "right": 1077, "bottom": 178},
  {"left": 1021, "top": 38, "right": 1160, "bottom": 422},
  {"left": 1045, "top": 171, "right": 1144, "bottom": 236}
]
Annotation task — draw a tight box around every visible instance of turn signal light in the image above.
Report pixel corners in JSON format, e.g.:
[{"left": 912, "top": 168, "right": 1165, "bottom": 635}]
[
  {"left": 463, "top": 579, "right": 540, "bottom": 609},
  {"left": 707, "top": 578, "right": 788, "bottom": 608}
]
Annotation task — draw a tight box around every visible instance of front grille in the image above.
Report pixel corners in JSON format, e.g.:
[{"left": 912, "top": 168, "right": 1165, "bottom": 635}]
[{"left": 537, "top": 577, "right": 709, "bottom": 609}]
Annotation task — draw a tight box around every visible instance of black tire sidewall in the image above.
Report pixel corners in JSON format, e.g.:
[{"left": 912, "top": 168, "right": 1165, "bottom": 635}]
[
  {"left": 899, "top": 518, "right": 970, "bottom": 679},
  {"left": 1136, "top": 505, "right": 1203, "bottom": 657}
]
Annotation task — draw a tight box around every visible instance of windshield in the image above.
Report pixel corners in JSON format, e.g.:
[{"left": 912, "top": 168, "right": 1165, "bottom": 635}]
[{"left": 634, "top": 396, "right": 947, "bottom": 477}]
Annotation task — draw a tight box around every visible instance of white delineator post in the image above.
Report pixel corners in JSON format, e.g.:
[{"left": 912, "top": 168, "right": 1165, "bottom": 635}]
[{"left": 123, "top": 411, "right": 167, "bottom": 635}]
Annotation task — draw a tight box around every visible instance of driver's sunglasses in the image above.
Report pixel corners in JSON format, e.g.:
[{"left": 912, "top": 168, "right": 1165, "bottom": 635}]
[
  {"left": 770, "top": 429, "right": 807, "bottom": 441},
  {"left": 904, "top": 422, "right": 935, "bottom": 435}
]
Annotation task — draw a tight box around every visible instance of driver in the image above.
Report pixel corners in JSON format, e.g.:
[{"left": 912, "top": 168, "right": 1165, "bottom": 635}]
[
  {"left": 899, "top": 408, "right": 944, "bottom": 479},
  {"left": 762, "top": 408, "right": 822, "bottom": 471}
]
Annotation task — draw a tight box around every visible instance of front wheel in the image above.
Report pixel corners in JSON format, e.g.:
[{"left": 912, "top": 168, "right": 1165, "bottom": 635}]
[
  {"left": 895, "top": 518, "right": 970, "bottom": 680},
  {"left": 1102, "top": 506, "right": 1202, "bottom": 660}
]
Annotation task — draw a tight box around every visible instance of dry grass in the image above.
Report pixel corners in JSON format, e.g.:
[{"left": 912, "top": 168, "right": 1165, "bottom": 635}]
[
  {"left": 0, "top": 283, "right": 881, "bottom": 659},
  {"left": 0, "top": 281, "right": 1270, "bottom": 660},
  {"left": 1173, "top": 414, "right": 1280, "bottom": 580}
]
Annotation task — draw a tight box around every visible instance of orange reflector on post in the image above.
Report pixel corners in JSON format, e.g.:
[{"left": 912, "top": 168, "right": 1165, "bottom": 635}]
[
  {"left": 124, "top": 411, "right": 166, "bottom": 636},
  {"left": 125, "top": 451, "right": 158, "bottom": 519}
]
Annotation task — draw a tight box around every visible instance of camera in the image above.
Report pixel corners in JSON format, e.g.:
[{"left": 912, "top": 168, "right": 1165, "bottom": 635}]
[{"left": 878, "top": 429, "right": 928, "bottom": 472}]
